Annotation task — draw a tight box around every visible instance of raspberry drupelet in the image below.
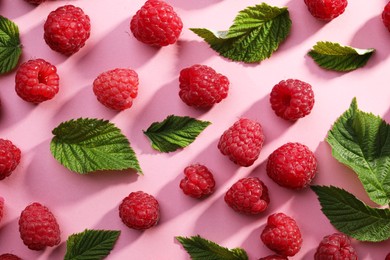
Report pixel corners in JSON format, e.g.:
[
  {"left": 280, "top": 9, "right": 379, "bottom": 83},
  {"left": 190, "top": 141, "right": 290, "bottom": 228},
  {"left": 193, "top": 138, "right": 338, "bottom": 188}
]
[
  {"left": 180, "top": 164, "right": 216, "bottom": 199},
  {"left": 0, "top": 139, "right": 21, "bottom": 180},
  {"left": 304, "top": 0, "right": 348, "bottom": 21}
]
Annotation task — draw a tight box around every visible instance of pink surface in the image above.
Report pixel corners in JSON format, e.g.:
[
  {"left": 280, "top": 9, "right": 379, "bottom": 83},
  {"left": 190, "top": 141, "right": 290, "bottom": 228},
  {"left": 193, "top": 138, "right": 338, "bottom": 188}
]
[{"left": 0, "top": 0, "right": 390, "bottom": 259}]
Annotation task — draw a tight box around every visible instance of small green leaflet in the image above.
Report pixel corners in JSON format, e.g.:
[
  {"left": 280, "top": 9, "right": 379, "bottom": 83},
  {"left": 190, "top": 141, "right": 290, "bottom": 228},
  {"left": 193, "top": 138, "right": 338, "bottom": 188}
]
[
  {"left": 143, "top": 115, "right": 211, "bottom": 153},
  {"left": 308, "top": 41, "right": 375, "bottom": 72},
  {"left": 50, "top": 118, "right": 142, "bottom": 174},
  {"left": 176, "top": 235, "right": 248, "bottom": 260},
  {"left": 326, "top": 98, "right": 390, "bottom": 206},
  {"left": 0, "top": 16, "right": 22, "bottom": 74},
  {"left": 64, "top": 229, "right": 120, "bottom": 260},
  {"left": 190, "top": 3, "right": 291, "bottom": 63},
  {"left": 311, "top": 186, "right": 390, "bottom": 242}
]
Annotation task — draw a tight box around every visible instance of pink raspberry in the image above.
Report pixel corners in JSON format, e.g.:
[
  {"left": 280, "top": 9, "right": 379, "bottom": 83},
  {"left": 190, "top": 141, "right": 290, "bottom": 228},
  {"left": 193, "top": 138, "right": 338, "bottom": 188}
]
[
  {"left": 382, "top": 2, "right": 390, "bottom": 32},
  {"left": 119, "top": 191, "right": 160, "bottom": 230},
  {"left": 179, "top": 64, "right": 229, "bottom": 108},
  {"left": 304, "top": 0, "right": 348, "bottom": 21},
  {"left": 180, "top": 164, "right": 216, "bottom": 199},
  {"left": 314, "top": 233, "right": 357, "bottom": 260},
  {"left": 15, "top": 59, "right": 59, "bottom": 103},
  {"left": 18, "top": 202, "right": 61, "bottom": 250},
  {"left": 44, "top": 5, "right": 91, "bottom": 55},
  {"left": 258, "top": 255, "right": 288, "bottom": 260},
  {"left": 0, "top": 254, "right": 22, "bottom": 260},
  {"left": 24, "top": 0, "right": 46, "bottom": 4},
  {"left": 225, "top": 177, "right": 269, "bottom": 215},
  {"left": 270, "top": 79, "right": 314, "bottom": 121},
  {"left": 261, "top": 212, "right": 302, "bottom": 257},
  {"left": 266, "top": 142, "right": 317, "bottom": 189},
  {"left": 93, "top": 68, "right": 139, "bottom": 111},
  {"left": 0, "top": 197, "right": 4, "bottom": 223},
  {"left": 130, "top": 0, "right": 183, "bottom": 46},
  {"left": 218, "top": 118, "right": 265, "bottom": 167},
  {"left": 0, "top": 139, "right": 21, "bottom": 180}
]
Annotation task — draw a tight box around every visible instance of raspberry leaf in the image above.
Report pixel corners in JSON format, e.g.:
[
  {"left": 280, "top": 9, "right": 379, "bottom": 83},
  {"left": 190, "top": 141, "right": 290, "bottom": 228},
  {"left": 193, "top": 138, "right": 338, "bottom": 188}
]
[
  {"left": 0, "top": 16, "right": 22, "bottom": 74},
  {"left": 311, "top": 185, "right": 390, "bottom": 242},
  {"left": 51, "top": 118, "right": 142, "bottom": 174},
  {"left": 64, "top": 229, "right": 120, "bottom": 260},
  {"left": 143, "top": 115, "right": 211, "bottom": 153},
  {"left": 190, "top": 3, "right": 291, "bottom": 63},
  {"left": 308, "top": 41, "right": 375, "bottom": 71},
  {"left": 326, "top": 98, "right": 390, "bottom": 205},
  {"left": 176, "top": 235, "right": 248, "bottom": 260}
]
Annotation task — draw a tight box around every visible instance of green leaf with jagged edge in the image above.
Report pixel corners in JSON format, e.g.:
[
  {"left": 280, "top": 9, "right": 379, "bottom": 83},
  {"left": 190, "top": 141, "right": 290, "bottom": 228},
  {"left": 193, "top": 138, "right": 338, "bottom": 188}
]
[
  {"left": 50, "top": 118, "right": 142, "bottom": 174},
  {"left": 311, "top": 186, "right": 390, "bottom": 242},
  {"left": 143, "top": 115, "right": 211, "bottom": 153},
  {"left": 176, "top": 235, "right": 248, "bottom": 260},
  {"left": 326, "top": 98, "right": 390, "bottom": 205},
  {"left": 190, "top": 3, "right": 291, "bottom": 63},
  {"left": 0, "top": 16, "right": 22, "bottom": 74},
  {"left": 308, "top": 41, "right": 375, "bottom": 71}
]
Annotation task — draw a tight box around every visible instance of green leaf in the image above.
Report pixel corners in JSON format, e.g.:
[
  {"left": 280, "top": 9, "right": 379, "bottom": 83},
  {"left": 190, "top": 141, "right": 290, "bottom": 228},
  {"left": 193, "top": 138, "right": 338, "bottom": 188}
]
[
  {"left": 311, "top": 186, "right": 390, "bottom": 242},
  {"left": 143, "top": 115, "right": 211, "bottom": 153},
  {"left": 50, "top": 118, "right": 142, "bottom": 174},
  {"left": 176, "top": 235, "right": 248, "bottom": 260},
  {"left": 326, "top": 98, "right": 390, "bottom": 205},
  {"left": 64, "top": 229, "right": 120, "bottom": 260},
  {"left": 308, "top": 41, "right": 375, "bottom": 72},
  {"left": 0, "top": 16, "right": 22, "bottom": 74},
  {"left": 190, "top": 3, "right": 291, "bottom": 63}
]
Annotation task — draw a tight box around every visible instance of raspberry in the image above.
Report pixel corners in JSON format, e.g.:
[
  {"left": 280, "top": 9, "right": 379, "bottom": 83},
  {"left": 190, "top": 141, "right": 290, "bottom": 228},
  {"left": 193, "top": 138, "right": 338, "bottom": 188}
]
[
  {"left": 18, "top": 202, "right": 61, "bottom": 250},
  {"left": 179, "top": 64, "right": 229, "bottom": 108},
  {"left": 258, "top": 255, "right": 288, "bottom": 260},
  {"left": 386, "top": 253, "right": 390, "bottom": 260},
  {"left": 24, "top": 0, "right": 45, "bottom": 4},
  {"left": 218, "top": 118, "right": 265, "bottom": 167},
  {"left": 304, "top": 0, "right": 348, "bottom": 21},
  {"left": 93, "top": 68, "right": 139, "bottom": 111},
  {"left": 225, "top": 177, "right": 269, "bottom": 215},
  {"left": 0, "top": 139, "right": 21, "bottom": 180},
  {"left": 119, "top": 191, "right": 160, "bottom": 230},
  {"left": 314, "top": 233, "right": 357, "bottom": 260},
  {"left": 0, "top": 254, "right": 22, "bottom": 260},
  {"left": 0, "top": 197, "right": 4, "bottom": 223},
  {"left": 179, "top": 164, "right": 216, "bottom": 198},
  {"left": 270, "top": 79, "right": 314, "bottom": 121},
  {"left": 15, "top": 59, "right": 59, "bottom": 103},
  {"left": 382, "top": 2, "right": 390, "bottom": 32},
  {"left": 130, "top": 0, "right": 183, "bottom": 46},
  {"left": 44, "top": 5, "right": 91, "bottom": 55},
  {"left": 261, "top": 212, "right": 302, "bottom": 257},
  {"left": 266, "top": 142, "right": 317, "bottom": 189}
]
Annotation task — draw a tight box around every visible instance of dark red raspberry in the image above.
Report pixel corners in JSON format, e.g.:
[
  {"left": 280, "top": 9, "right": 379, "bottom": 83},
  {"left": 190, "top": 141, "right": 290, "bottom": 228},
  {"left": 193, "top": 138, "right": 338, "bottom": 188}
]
[
  {"left": 180, "top": 164, "right": 216, "bottom": 199},
  {"left": 261, "top": 212, "right": 302, "bottom": 257},
  {"left": 382, "top": 2, "right": 390, "bottom": 32},
  {"left": 179, "top": 64, "right": 229, "bottom": 108},
  {"left": 19, "top": 202, "right": 61, "bottom": 250},
  {"left": 258, "top": 255, "right": 288, "bottom": 260},
  {"left": 314, "top": 233, "right": 357, "bottom": 260},
  {"left": 93, "top": 68, "right": 139, "bottom": 111},
  {"left": 44, "top": 5, "right": 91, "bottom": 55},
  {"left": 130, "top": 0, "right": 183, "bottom": 46},
  {"left": 0, "top": 197, "right": 4, "bottom": 223},
  {"left": 119, "top": 191, "right": 160, "bottom": 230},
  {"left": 304, "top": 0, "right": 348, "bottom": 21},
  {"left": 267, "top": 142, "right": 317, "bottom": 189},
  {"left": 270, "top": 79, "right": 314, "bottom": 121},
  {"left": 0, "top": 139, "right": 21, "bottom": 180},
  {"left": 225, "top": 177, "right": 269, "bottom": 215},
  {"left": 0, "top": 254, "right": 22, "bottom": 260},
  {"left": 24, "top": 0, "right": 45, "bottom": 4},
  {"left": 386, "top": 253, "right": 390, "bottom": 260},
  {"left": 218, "top": 118, "right": 265, "bottom": 167},
  {"left": 15, "top": 59, "right": 59, "bottom": 103}
]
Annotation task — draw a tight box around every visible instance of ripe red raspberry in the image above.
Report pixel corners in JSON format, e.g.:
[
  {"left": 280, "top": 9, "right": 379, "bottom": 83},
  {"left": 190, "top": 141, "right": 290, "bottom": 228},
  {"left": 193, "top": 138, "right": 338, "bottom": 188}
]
[
  {"left": 382, "top": 2, "right": 390, "bottom": 32},
  {"left": 0, "top": 197, "right": 4, "bottom": 223},
  {"left": 304, "top": 0, "right": 348, "bottom": 21},
  {"left": 130, "top": 0, "right": 183, "bottom": 46},
  {"left": 15, "top": 59, "right": 59, "bottom": 103},
  {"left": 180, "top": 164, "right": 216, "bottom": 199},
  {"left": 225, "top": 177, "right": 269, "bottom": 215},
  {"left": 179, "top": 64, "right": 229, "bottom": 108},
  {"left": 24, "top": 0, "right": 45, "bottom": 4},
  {"left": 119, "top": 191, "right": 160, "bottom": 230},
  {"left": 93, "top": 68, "right": 139, "bottom": 111},
  {"left": 314, "top": 233, "right": 357, "bottom": 260},
  {"left": 258, "top": 255, "right": 288, "bottom": 260},
  {"left": 0, "top": 254, "right": 22, "bottom": 260},
  {"left": 0, "top": 139, "right": 21, "bottom": 180},
  {"left": 218, "top": 118, "right": 265, "bottom": 167},
  {"left": 261, "top": 212, "right": 302, "bottom": 257},
  {"left": 270, "top": 79, "right": 314, "bottom": 121},
  {"left": 44, "top": 5, "right": 91, "bottom": 55},
  {"left": 267, "top": 142, "right": 317, "bottom": 189},
  {"left": 18, "top": 202, "right": 61, "bottom": 250}
]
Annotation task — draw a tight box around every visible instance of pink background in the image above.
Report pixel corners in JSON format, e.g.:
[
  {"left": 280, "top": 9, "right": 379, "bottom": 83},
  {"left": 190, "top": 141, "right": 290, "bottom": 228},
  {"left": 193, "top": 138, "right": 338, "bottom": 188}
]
[{"left": 1, "top": 0, "right": 390, "bottom": 259}]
